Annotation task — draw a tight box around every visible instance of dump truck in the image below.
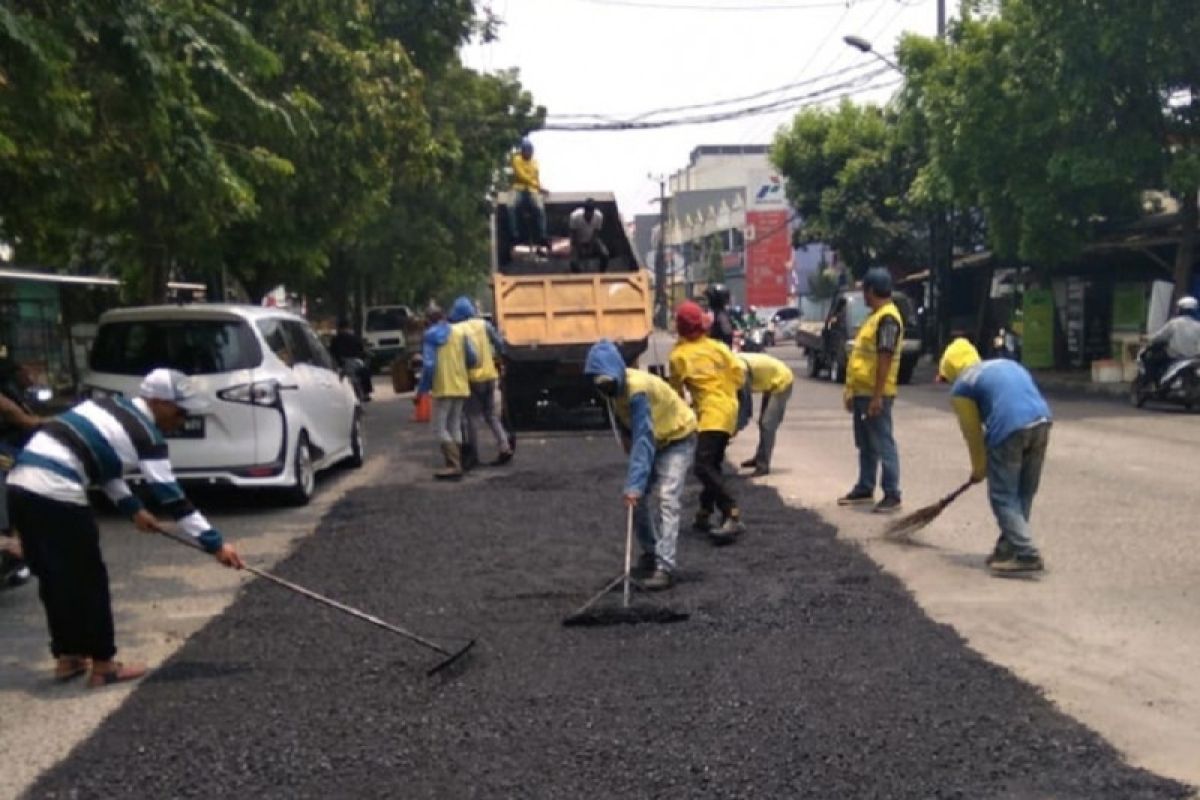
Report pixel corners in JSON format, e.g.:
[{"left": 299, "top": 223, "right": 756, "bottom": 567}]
[{"left": 492, "top": 191, "right": 652, "bottom": 428}]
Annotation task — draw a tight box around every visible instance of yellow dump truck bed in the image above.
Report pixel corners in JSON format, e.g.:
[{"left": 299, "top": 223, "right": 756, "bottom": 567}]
[{"left": 493, "top": 272, "right": 652, "bottom": 350}]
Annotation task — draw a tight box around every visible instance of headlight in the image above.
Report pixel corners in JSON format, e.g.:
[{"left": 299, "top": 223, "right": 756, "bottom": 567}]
[{"left": 218, "top": 380, "right": 280, "bottom": 406}]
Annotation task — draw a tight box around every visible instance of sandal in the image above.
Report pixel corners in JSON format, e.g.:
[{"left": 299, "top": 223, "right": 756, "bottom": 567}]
[
  {"left": 87, "top": 662, "right": 147, "bottom": 689},
  {"left": 54, "top": 657, "right": 90, "bottom": 683}
]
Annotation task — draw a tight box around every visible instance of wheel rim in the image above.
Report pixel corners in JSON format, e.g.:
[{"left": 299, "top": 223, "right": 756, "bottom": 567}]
[{"left": 296, "top": 439, "right": 315, "bottom": 495}]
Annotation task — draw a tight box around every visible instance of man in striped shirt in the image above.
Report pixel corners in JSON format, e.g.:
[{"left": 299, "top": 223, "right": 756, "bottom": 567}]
[{"left": 7, "top": 368, "right": 243, "bottom": 688}]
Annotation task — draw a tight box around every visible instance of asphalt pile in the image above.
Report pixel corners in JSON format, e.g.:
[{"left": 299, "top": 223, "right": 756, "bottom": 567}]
[{"left": 29, "top": 437, "right": 1189, "bottom": 799}]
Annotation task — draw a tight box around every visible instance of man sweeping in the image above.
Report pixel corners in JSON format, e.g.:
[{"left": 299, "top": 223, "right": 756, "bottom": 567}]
[
  {"left": 938, "top": 338, "right": 1052, "bottom": 574},
  {"left": 585, "top": 339, "right": 697, "bottom": 591},
  {"left": 448, "top": 296, "right": 513, "bottom": 467},
  {"left": 669, "top": 301, "right": 747, "bottom": 543},
  {"left": 736, "top": 352, "right": 795, "bottom": 477},
  {"left": 6, "top": 368, "right": 243, "bottom": 687},
  {"left": 416, "top": 303, "right": 478, "bottom": 480}
]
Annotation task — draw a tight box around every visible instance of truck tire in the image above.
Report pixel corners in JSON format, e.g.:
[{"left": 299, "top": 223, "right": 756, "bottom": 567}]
[
  {"left": 806, "top": 350, "right": 821, "bottom": 378},
  {"left": 832, "top": 356, "right": 846, "bottom": 385},
  {"left": 898, "top": 354, "right": 917, "bottom": 385}
]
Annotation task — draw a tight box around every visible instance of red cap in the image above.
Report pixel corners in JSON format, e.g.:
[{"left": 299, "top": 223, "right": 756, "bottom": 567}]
[{"left": 675, "top": 301, "right": 706, "bottom": 339}]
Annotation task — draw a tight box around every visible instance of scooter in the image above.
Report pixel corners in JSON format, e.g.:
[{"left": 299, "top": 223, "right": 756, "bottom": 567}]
[
  {"left": 741, "top": 324, "right": 768, "bottom": 353},
  {"left": 1130, "top": 346, "right": 1200, "bottom": 410},
  {"left": 339, "top": 357, "right": 373, "bottom": 403}
]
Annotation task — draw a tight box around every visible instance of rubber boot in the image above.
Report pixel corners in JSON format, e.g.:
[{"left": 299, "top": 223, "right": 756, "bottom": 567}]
[{"left": 434, "top": 442, "right": 463, "bottom": 481}]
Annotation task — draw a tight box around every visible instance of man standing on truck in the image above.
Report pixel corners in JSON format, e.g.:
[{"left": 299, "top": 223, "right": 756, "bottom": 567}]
[
  {"left": 585, "top": 339, "right": 697, "bottom": 591},
  {"left": 508, "top": 137, "right": 549, "bottom": 251},
  {"left": 416, "top": 303, "right": 478, "bottom": 481},
  {"left": 838, "top": 268, "right": 903, "bottom": 514},
  {"left": 449, "top": 297, "right": 513, "bottom": 467},
  {"left": 736, "top": 352, "right": 794, "bottom": 477},
  {"left": 568, "top": 198, "right": 609, "bottom": 273},
  {"left": 670, "top": 301, "right": 747, "bottom": 543}
]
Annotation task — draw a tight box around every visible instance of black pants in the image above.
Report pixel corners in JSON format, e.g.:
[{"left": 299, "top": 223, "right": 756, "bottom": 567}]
[
  {"left": 695, "top": 430, "right": 736, "bottom": 518},
  {"left": 9, "top": 488, "right": 116, "bottom": 660}
]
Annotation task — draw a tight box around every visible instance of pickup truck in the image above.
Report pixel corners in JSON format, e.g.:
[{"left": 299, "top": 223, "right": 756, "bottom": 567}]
[{"left": 795, "top": 288, "right": 922, "bottom": 385}]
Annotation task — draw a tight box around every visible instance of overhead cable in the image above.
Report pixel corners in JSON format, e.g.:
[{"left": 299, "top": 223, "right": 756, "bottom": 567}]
[{"left": 571, "top": 0, "right": 875, "bottom": 11}]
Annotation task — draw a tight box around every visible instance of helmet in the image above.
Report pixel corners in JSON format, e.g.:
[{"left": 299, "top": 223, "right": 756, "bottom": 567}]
[
  {"left": 862, "top": 267, "right": 893, "bottom": 298},
  {"left": 1176, "top": 296, "right": 1198, "bottom": 312},
  {"left": 704, "top": 283, "right": 730, "bottom": 310},
  {"left": 519, "top": 136, "right": 533, "bottom": 153}
]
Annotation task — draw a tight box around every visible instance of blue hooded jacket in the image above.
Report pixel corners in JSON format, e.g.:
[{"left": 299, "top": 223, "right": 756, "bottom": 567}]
[
  {"left": 584, "top": 339, "right": 656, "bottom": 496},
  {"left": 448, "top": 296, "right": 505, "bottom": 357},
  {"left": 417, "top": 318, "right": 478, "bottom": 395}
]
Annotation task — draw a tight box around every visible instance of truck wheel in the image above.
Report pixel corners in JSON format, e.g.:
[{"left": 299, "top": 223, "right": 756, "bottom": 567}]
[
  {"left": 898, "top": 355, "right": 916, "bottom": 385},
  {"left": 833, "top": 357, "right": 846, "bottom": 385},
  {"left": 806, "top": 350, "right": 820, "bottom": 378}
]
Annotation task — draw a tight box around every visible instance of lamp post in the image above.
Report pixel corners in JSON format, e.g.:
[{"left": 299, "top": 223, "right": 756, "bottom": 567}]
[{"left": 842, "top": 35, "right": 901, "bottom": 72}]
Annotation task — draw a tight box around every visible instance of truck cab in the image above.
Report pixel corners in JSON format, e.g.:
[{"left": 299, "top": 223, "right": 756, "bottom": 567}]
[{"left": 363, "top": 305, "right": 411, "bottom": 372}]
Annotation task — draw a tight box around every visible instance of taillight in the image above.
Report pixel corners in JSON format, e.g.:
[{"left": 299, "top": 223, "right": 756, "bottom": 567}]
[{"left": 218, "top": 380, "right": 280, "bottom": 406}]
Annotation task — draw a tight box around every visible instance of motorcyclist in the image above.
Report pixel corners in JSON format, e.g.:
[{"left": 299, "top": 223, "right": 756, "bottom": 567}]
[
  {"left": 704, "top": 284, "right": 735, "bottom": 347},
  {"left": 1140, "top": 296, "right": 1200, "bottom": 388},
  {"left": 329, "top": 317, "right": 372, "bottom": 401}
]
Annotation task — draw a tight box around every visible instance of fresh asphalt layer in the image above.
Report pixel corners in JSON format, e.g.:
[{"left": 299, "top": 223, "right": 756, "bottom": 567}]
[{"left": 27, "top": 435, "right": 1189, "bottom": 799}]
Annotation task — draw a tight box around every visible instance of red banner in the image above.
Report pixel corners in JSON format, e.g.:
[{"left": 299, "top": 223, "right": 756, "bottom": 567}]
[{"left": 745, "top": 209, "right": 791, "bottom": 307}]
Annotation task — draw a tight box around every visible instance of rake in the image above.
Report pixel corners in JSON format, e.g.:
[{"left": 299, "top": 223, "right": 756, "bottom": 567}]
[{"left": 883, "top": 479, "right": 976, "bottom": 538}]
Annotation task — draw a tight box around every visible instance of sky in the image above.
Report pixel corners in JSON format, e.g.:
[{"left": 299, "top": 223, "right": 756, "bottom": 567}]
[{"left": 461, "top": 0, "right": 944, "bottom": 219}]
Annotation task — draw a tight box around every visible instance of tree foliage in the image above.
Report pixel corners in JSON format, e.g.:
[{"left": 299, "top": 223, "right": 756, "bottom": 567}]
[{"left": 0, "top": 0, "right": 542, "bottom": 306}]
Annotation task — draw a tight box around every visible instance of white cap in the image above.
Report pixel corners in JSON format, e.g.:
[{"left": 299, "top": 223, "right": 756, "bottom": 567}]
[
  {"left": 138, "top": 368, "right": 209, "bottom": 412},
  {"left": 1177, "top": 296, "right": 1198, "bottom": 311}
]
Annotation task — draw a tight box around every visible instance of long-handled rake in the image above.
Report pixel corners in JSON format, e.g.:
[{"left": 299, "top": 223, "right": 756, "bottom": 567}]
[
  {"left": 883, "top": 479, "right": 976, "bottom": 538},
  {"left": 561, "top": 506, "right": 689, "bottom": 627},
  {"left": 158, "top": 528, "right": 475, "bottom": 676}
]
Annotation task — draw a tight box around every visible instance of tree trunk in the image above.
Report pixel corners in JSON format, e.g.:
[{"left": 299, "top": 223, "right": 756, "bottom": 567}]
[{"left": 1173, "top": 189, "right": 1197, "bottom": 302}]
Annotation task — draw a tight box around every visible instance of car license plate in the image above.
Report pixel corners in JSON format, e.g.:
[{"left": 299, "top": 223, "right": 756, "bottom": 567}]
[{"left": 166, "top": 416, "right": 206, "bottom": 439}]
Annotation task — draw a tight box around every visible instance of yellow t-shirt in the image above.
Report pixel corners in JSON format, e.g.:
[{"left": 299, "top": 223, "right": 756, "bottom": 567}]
[
  {"left": 668, "top": 337, "right": 745, "bottom": 434},
  {"left": 511, "top": 154, "right": 541, "bottom": 193},
  {"left": 740, "top": 352, "right": 794, "bottom": 393}
]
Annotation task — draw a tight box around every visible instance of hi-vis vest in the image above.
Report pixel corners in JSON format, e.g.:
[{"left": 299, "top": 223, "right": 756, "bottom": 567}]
[
  {"left": 462, "top": 318, "right": 498, "bottom": 383},
  {"left": 846, "top": 301, "right": 903, "bottom": 397},
  {"left": 613, "top": 369, "right": 697, "bottom": 448},
  {"left": 433, "top": 325, "right": 471, "bottom": 398}
]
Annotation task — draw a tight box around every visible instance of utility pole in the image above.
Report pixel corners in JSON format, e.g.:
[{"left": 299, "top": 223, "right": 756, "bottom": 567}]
[
  {"left": 932, "top": 0, "right": 950, "bottom": 354},
  {"left": 937, "top": 0, "right": 945, "bottom": 38},
  {"left": 652, "top": 174, "right": 669, "bottom": 330}
]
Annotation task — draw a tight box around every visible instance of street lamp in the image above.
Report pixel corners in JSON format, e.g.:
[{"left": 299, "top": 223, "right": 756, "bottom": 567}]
[{"left": 842, "top": 35, "right": 901, "bottom": 72}]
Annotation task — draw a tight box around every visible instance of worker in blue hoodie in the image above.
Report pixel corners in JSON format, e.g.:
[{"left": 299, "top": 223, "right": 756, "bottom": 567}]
[
  {"left": 584, "top": 339, "right": 697, "bottom": 591},
  {"left": 448, "top": 297, "right": 513, "bottom": 467},
  {"left": 416, "top": 303, "right": 477, "bottom": 480},
  {"left": 938, "top": 338, "right": 1052, "bottom": 574}
]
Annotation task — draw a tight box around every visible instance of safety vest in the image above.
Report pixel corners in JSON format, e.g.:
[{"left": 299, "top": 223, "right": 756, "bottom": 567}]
[
  {"left": 846, "top": 301, "right": 903, "bottom": 397},
  {"left": 740, "top": 352, "right": 794, "bottom": 393},
  {"left": 462, "top": 318, "right": 498, "bottom": 383},
  {"left": 433, "top": 325, "right": 471, "bottom": 398},
  {"left": 613, "top": 369, "right": 697, "bottom": 448}
]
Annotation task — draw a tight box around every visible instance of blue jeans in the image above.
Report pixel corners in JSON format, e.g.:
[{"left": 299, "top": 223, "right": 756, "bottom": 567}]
[
  {"left": 507, "top": 190, "right": 547, "bottom": 245},
  {"left": 851, "top": 396, "right": 900, "bottom": 498},
  {"left": 987, "top": 422, "right": 1050, "bottom": 558},
  {"left": 634, "top": 435, "right": 696, "bottom": 573}
]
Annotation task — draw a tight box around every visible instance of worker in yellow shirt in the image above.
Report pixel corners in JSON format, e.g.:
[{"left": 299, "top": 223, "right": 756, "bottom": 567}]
[
  {"left": 838, "top": 268, "right": 903, "bottom": 513},
  {"left": 736, "top": 352, "right": 795, "bottom": 477},
  {"left": 508, "top": 137, "right": 549, "bottom": 249},
  {"left": 669, "top": 301, "right": 747, "bottom": 543},
  {"left": 416, "top": 303, "right": 478, "bottom": 480}
]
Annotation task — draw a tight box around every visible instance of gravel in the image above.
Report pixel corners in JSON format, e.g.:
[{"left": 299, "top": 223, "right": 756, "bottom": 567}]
[{"left": 27, "top": 436, "right": 1190, "bottom": 799}]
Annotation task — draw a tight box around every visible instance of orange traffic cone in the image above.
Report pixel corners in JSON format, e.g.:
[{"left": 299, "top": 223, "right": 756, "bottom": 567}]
[{"left": 413, "top": 393, "right": 432, "bottom": 423}]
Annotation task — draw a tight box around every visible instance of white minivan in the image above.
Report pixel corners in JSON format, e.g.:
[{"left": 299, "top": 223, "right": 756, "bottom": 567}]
[{"left": 83, "top": 304, "right": 363, "bottom": 504}]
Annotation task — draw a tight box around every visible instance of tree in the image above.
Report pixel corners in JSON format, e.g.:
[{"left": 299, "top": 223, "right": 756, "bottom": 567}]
[{"left": 770, "top": 100, "right": 925, "bottom": 279}]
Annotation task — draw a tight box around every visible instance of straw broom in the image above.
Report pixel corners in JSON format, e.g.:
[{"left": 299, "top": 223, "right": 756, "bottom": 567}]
[{"left": 883, "top": 479, "right": 976, "bottom": 538}]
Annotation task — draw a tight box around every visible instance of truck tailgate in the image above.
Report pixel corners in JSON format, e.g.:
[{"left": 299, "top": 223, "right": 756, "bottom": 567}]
[{"left": 494, "top": 273, "right": 652, "bottom": 348}]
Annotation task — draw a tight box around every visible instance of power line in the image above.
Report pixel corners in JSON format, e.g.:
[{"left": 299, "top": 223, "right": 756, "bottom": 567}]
[
  {"left": 543, "top": 70, "right": 900, "bottom": 130},
  {"left": 546, "top": 60, "right": 886, "bottom": 122}
]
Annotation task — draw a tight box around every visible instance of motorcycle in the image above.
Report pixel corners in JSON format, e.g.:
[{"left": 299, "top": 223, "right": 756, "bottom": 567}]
[
  {"left": 741, "top": 324, "right": 768, "bottom": 353},
  {"left": 1130, "top": 345, "right": 1200, "bottom": 410},
  {"left": 339, "top": 357, "right": 373, "bottom": 403}
]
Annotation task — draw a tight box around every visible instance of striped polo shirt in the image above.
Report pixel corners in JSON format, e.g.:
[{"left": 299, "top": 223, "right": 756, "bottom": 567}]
[{"left": 8, "top": 397, "right": 224, "bottom": 553}]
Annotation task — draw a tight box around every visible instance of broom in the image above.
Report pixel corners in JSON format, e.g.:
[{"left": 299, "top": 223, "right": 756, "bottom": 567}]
[{"left": 883, "top": 479, "right": 976, "bottom": 538}]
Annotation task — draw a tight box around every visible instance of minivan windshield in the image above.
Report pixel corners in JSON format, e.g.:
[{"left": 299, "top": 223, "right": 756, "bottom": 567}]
[
  {"left": 365, "top": 307, "right": 408, "bottom": 332},
  {"left": 90, "top": 319, "right": 262, "bottom": 375}
]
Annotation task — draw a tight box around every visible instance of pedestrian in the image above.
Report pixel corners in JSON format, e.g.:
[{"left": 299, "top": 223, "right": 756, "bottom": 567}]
[
  {"left": 416, "top": 303, "right": 478, "bottom": 480},
  {"left": 837, "top": 268, "right": 904, "bottom": 514},
  {"left": 448, "top": 296, "right": 513, "bottom": 467},
  {"left": 328, "top": 317, "right": 372, "bottom": 401},
  {"left": 736, "top": 351, "right": 795, "bottom": 477},
  {"left": 6, "top": 368, "right": 244, "bottom": 687},
  {"left": 703, "top": 284, "right": 735, "bottom": 347},
  {"left": 0, "top": 358, "right": 43, "bottom": 587},
  {"left": 585, "top": 339, "right": 697, "bottom": 591},
  {"left": 938, "top": 338, "right": 1052, "bottom": 574},
  {"left": 669, "top": 301, "right": 747, "bottom": 543}
]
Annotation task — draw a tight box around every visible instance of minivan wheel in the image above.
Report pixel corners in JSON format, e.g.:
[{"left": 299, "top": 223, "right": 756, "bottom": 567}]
[
  {"left": 285, "top": 433, "right": 315, "bottom": 505},
  {"left": 345, "top": 414, "right": 365, "bottom": 468}
]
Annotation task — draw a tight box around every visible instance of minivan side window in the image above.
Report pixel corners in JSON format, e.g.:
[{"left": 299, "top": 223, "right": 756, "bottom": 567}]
[
  {"left": 281, "top": 321, "right": 315, "bottom": 366},
  {"left": 299, "top": 325, "right": 336, "bottom": 371},
  {"left": 256, "top": 319, "right": 296, "bottom": 367}
]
